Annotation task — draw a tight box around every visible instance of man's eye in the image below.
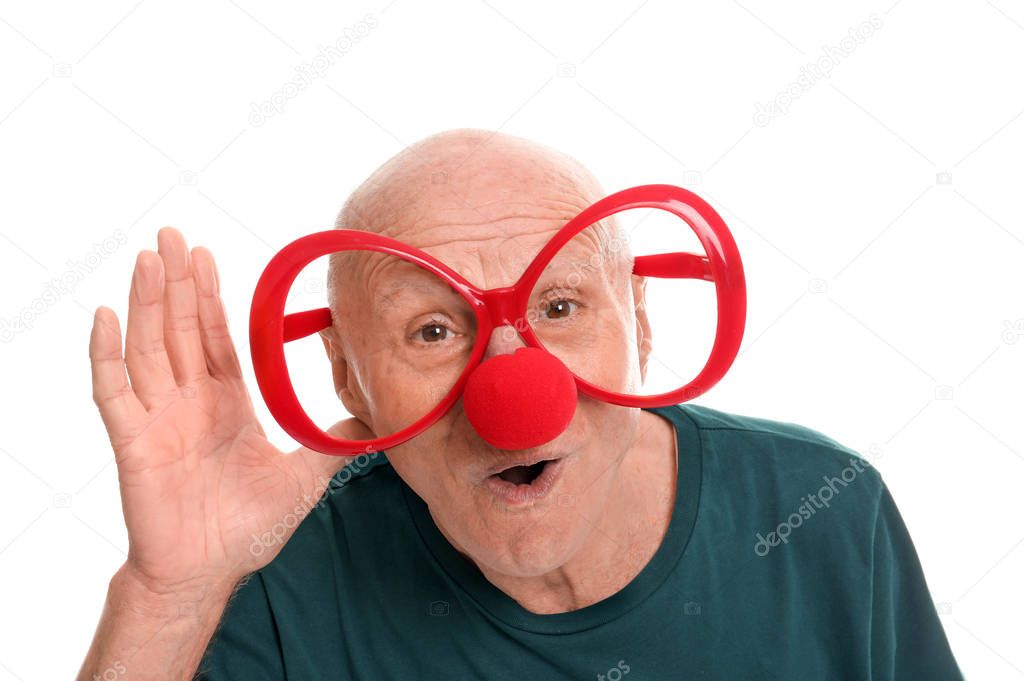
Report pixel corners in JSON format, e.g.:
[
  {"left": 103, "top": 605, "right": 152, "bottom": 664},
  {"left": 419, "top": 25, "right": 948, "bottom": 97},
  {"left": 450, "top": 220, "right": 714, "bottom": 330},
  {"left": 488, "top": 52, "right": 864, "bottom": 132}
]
[
  {"left": 544, "top": 299, "right": 577, "bottom": 319},
  {"left": 419, "top": 322, "right": 449, "bottom": 342}
]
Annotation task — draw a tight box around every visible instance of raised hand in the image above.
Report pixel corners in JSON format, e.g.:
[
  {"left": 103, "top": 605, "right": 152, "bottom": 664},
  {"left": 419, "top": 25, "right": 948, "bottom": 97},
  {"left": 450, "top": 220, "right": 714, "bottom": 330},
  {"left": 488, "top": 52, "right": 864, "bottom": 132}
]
[{"left": 88, "top": 227, "right": 371, "bottom": 593}]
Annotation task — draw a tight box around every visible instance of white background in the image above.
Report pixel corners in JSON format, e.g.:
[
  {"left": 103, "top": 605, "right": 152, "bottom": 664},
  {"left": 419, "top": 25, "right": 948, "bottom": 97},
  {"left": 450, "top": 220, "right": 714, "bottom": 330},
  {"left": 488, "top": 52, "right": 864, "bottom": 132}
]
[{"left": 1, "top": 0, "right": 1022, "bottom": 678}]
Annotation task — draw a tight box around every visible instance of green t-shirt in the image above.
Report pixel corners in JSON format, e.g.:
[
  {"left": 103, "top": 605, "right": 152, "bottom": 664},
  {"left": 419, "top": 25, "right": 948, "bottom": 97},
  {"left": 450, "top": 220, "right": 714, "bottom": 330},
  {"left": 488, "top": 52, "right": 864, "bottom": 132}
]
[{"left": 198, "top": 404, "right": 964, "bottom": 680}]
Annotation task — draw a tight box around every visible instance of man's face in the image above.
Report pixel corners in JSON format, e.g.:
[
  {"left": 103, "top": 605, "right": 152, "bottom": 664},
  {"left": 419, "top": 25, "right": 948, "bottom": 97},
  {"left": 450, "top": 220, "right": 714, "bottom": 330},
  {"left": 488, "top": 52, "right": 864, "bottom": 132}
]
[{"left": 322, "top": 197, "right": 652, "bottom": 579}]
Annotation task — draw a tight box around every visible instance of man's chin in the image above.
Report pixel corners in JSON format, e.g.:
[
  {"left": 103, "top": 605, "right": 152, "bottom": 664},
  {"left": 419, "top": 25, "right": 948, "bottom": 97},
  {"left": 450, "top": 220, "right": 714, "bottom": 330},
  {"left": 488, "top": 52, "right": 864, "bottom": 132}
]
[
  {"left": 464, "top": 500, "right": 588, "bottom": 574},
  {"left": 473, "top": 529, "right": 581, "bottom": 580}
]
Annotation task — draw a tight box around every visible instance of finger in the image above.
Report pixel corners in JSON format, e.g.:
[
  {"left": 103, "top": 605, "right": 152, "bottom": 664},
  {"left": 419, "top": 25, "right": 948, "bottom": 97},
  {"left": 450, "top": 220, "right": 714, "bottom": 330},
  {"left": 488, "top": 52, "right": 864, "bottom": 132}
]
[
  {"left": 125, "top": 250, "right": 178, "bottom": 410},
  {"left": 90, "top": 306, "right": 147, "bottom": 447},
  {"left": 191, "top": 246, "right": 243, "bottom": 380},
  {"left": 157, "top": 227, "right": 208, "bottom": 384}
]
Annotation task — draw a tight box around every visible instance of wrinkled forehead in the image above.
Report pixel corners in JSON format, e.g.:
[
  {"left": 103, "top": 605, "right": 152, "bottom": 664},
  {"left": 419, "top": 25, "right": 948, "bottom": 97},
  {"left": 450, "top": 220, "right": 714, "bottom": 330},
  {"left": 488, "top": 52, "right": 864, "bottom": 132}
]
[{"left": 343, "top": 216, "right": 629, "bottom": 296}]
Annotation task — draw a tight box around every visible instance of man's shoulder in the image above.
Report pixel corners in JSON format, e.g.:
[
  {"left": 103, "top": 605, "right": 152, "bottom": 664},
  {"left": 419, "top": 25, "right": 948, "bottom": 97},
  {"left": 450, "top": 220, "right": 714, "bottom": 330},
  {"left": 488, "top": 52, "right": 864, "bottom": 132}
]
[
  {"left": 256, "top": 452, "right": 408, "bottom": 576},
  {"left": 673, "top": 402, "right": 883, "bottom": 497},
  {"left": 299, "top": 450, "right": 402, "bottom": 520},
  {"left": 305, "top": 450, "right": 404, "bottom": 524},
  {"left": 677, "top": 402, "right": 853, "bottom": 451},
  {"left": 674, "top": 404, "right": 889, "bottom": 565},
  {"left": 321, "top": 450, "right": 399, "bottom": 501}
]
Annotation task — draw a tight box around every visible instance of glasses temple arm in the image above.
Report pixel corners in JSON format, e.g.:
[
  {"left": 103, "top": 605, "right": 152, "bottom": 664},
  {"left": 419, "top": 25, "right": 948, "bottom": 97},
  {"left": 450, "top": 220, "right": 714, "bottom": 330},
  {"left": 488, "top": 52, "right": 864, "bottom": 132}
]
[
  {"left": 632, "top": 252, "right": 712, "bottom": 281},
  {"left": 282, "top": 307, "right": 333, "bottom": 342}
]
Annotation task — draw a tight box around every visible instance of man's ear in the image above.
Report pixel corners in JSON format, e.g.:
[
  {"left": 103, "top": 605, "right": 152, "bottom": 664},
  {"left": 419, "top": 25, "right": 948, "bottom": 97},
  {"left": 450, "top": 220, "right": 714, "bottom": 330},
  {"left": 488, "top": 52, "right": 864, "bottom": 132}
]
[
  {"left": 318, "top": 325, "right": 372, "bottom": 424},
  {"left": 632, "top": 274, "right": 652, "bottom": 384}
]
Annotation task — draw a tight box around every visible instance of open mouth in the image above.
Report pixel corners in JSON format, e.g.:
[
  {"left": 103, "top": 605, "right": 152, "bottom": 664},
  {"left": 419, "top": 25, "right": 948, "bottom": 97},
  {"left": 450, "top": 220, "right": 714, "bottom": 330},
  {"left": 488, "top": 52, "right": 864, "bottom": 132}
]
[
  {"left": 495, "top": 460, "right": 553, "bottom": 485},
  {"left": 485, "top": 457, "right": 565, "bottom": 505}
]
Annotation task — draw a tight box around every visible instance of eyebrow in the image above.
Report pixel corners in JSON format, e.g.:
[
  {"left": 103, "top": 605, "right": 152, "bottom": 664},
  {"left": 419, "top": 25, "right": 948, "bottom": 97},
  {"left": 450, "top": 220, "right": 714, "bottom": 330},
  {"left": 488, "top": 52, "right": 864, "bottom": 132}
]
[
  {"left": 536, "top": 250, "right": 629, "bottom": 286},
  {"left": 366, "top": 275, "right": 471, "bottom": 325}
]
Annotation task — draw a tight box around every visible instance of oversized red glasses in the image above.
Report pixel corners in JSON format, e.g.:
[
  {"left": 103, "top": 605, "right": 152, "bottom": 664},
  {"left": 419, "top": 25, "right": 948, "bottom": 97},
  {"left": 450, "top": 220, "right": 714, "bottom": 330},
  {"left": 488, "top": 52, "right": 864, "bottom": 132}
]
[{"left": 249, "top": 184, "right": 746, "bottom": 456}]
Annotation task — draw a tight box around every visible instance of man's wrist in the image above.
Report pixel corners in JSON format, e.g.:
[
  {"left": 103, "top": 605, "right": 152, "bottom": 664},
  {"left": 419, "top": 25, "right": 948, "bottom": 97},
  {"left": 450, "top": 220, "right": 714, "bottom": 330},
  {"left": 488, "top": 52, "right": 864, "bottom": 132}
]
[
  {"left": 76, "top": 564, "right": 243, "bottom": 681},
  {"left": 109, "top": 562, "right": 241, "bottom": 621}
]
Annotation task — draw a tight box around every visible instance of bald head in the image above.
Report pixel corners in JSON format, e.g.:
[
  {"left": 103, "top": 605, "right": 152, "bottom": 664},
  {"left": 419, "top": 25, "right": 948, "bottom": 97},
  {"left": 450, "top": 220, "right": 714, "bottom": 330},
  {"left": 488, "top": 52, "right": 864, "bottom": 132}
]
[
  {"left": 332, "top": 128, "right": 608, "bottom": 233},
  {"left": 326, "top": 128, "right": 626, "bottom": 318}
]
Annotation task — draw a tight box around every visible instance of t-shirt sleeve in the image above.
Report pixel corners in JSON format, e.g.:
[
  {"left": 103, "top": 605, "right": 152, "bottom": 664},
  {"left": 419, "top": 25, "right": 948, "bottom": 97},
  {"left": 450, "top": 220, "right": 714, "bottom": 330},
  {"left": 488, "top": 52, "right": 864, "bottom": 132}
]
[
  {"left": 869, "top": 481, "right": 964, "bottom": 680},
  {"left": 195, "top": 571, "right": 286, "bottom": 680}
]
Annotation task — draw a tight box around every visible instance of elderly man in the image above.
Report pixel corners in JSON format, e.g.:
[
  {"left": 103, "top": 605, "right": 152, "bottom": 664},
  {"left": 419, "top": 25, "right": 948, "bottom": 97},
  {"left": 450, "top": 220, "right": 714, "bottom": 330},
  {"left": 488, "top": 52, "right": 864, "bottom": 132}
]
[{"left": 79, "top": 129, "right": 963, "bottom": 680}]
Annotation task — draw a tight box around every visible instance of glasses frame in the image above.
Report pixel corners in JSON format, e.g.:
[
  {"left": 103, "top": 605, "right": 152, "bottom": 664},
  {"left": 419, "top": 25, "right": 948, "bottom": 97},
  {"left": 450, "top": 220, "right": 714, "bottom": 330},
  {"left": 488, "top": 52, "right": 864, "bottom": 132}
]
[{"left": 249, "top": 183, "right": 746, "bottom": 456}]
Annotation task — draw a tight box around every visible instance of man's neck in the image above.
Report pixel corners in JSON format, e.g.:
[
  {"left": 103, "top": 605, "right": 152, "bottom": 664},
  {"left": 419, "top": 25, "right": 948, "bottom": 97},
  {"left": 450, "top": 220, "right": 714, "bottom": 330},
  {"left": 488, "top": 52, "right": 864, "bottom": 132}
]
[{"left": 481, "top": 409, "right": 679, "bottom": 614}]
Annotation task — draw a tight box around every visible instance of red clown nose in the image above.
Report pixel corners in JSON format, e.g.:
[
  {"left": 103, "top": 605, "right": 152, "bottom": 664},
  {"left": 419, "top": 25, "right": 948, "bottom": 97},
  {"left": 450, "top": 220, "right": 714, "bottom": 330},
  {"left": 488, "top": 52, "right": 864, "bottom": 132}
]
[{"left": 462, "top": 347, "right": 578, "bottom": 450}]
